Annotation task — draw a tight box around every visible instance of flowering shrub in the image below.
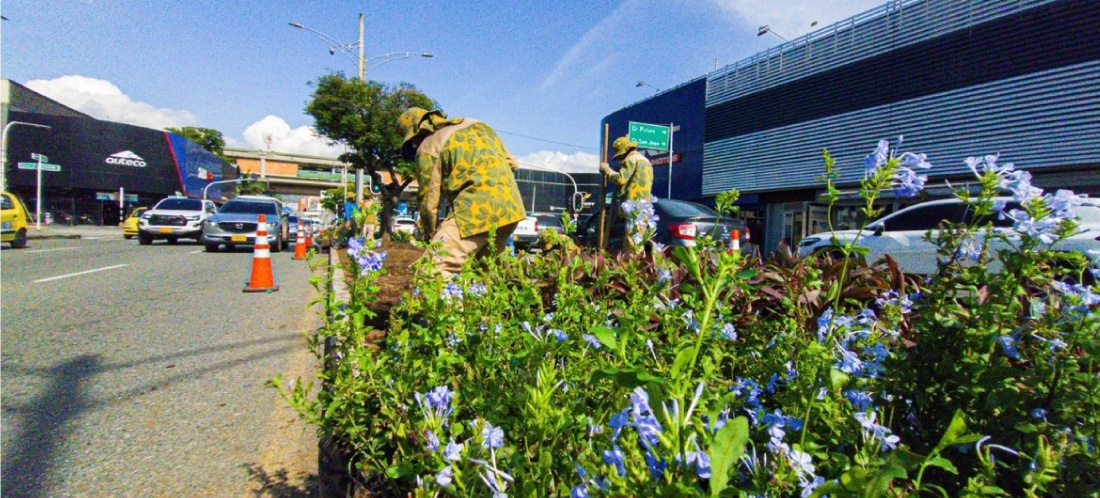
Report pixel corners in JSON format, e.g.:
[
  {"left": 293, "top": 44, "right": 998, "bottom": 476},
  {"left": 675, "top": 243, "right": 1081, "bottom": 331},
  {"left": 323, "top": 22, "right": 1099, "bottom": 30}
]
[{"left": 276, "top": 141, "right": 1098, "bottom": 497}]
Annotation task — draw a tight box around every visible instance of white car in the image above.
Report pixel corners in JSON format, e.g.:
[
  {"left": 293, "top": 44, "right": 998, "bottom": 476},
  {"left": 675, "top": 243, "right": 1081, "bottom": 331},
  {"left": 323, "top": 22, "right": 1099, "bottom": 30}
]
[
  {"left": 138, "top": 197, "right": 218, "bottom": 245},
  {"left": 511, "top": 215, "right": 540, "bottom": 251},
  {"left": 392, "top": 216, "right": 417, "bottom": 234},
  {"left": 796, "top": 197, "right": 1100, "bottom": 274}
]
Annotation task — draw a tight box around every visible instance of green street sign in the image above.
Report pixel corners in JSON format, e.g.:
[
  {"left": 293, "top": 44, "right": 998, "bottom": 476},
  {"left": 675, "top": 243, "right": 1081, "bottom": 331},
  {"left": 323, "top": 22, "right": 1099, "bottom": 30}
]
[
  {"left": 17, "top": 162, "right": 61, "bottom": 172},
  {"left": 628, "top": 121, "right": 670, "bottom": 151}
]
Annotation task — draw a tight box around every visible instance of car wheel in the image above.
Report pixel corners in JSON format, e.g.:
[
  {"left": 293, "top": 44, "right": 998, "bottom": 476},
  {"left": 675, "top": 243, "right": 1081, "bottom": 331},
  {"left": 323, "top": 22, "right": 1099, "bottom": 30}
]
[
  {"left": 10, "top": 228, "right": 27, "bottom": 249},
  {"left": 271, "top": 232, "right": 283, "bottom": 253},
  {"left": 124, "top": 234, "right": 133, "bottom": 240},
  {"left": 204, "top": 244, "right": 219, "bottom": 253},
  {"left": 138, "top": 232, "right": 153, "bottom": 245},
  {"left": 167, "top": 237, "right": 178, "bottom": 245}
]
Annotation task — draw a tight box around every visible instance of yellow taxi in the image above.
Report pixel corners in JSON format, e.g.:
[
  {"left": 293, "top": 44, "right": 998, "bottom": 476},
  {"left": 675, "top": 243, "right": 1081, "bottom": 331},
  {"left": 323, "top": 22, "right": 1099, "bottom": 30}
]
[
  {"left": 122, "top": 206, "right": 148, "bottom": 239},
  {"left": 1, "top": 190, "right": 30, "bottom": 248}
]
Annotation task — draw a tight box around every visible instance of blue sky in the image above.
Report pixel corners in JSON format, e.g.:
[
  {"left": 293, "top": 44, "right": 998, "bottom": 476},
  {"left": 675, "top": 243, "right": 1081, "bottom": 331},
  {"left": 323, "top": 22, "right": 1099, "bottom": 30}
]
[{"left": 1, "top": 0, "right": 882, "bottom": 172}]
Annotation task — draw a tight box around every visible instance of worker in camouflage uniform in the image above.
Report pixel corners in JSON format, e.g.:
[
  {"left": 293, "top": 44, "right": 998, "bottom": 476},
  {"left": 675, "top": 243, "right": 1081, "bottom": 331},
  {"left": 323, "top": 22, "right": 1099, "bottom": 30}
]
[
  {"left": 600, "top": 135, "right": 654, "bottom": 252},
  {"left": 398, "top": 107, "right": 527, "bottom": 278}
]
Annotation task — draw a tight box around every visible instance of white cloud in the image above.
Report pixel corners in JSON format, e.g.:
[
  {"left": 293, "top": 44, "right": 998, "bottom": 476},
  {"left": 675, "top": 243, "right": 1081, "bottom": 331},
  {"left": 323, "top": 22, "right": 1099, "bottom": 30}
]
[
  {"left": 517, "top": 150, "right": 599, "bottom": 174},
  {"left": 239, "top": 115, "right": 344, "bottom": 157},
  {"left": 538, "top": 0, "right": 641, "bottom": 91},
  {"left": 706, "top": 0, "right": 886, "bottom": 40},
  {"left": 25, "top": 75, "right": 196, "bottom": 129}
]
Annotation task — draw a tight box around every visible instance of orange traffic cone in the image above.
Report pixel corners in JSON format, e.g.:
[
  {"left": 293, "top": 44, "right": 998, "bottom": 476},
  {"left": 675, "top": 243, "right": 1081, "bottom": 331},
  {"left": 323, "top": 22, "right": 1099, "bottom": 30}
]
[
  {"left": 244, "top": 214, "right": 279, "bottom": 293},
  {"left": 292, "top": 220, "right": 307, "bottom": 260},
  {"left": 304, "top": 222, "right": 313, "bottom": 250}
]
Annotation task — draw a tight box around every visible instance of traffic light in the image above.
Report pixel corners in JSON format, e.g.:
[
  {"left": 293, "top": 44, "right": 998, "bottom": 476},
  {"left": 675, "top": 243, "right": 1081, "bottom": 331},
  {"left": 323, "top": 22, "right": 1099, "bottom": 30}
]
[{"left": 371, "top": 181, "right": 381, "bottom": 194}]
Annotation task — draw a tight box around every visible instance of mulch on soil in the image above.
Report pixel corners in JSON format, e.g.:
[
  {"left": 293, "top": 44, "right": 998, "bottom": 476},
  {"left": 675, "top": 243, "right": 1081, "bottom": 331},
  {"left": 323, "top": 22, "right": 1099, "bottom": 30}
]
[{"left": 336, "top": 238, "right": 424, "bottom": 331}]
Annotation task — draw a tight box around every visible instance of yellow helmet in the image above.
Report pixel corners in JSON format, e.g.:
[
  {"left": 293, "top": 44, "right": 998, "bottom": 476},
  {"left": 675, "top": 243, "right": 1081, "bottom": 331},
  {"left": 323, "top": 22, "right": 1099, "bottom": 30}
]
[{"left": 611, "top": 135, "right": 638, "bottom": 159}]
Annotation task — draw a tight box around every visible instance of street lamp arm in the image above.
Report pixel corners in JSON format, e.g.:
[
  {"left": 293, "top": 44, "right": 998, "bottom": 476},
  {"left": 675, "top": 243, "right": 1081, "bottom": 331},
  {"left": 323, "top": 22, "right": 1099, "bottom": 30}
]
[
  {"left": 367, "top": 51, "right": 433, "bottom": 73},
  {"left": 1, "top": 121, "right": 53, "bottom": 192},
  {"left": 288, "top": 21, "right": 360, "bottom": 66},
  {"left": 202, "top": 178, "right": 270, "bottom": 200}
]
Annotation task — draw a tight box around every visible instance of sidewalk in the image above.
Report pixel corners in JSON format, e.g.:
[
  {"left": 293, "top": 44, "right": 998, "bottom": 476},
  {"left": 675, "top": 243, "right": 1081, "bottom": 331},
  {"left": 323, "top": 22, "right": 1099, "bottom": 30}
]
[{"left": 26, "top": 224, "right": 124, "bottom": 240}]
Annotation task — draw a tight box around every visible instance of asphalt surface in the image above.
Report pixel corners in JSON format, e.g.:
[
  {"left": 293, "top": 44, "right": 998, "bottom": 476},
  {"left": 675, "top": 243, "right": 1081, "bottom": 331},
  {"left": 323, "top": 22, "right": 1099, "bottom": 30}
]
[{"left": 1, "top": 230, "right": 321, "bottom": 497}]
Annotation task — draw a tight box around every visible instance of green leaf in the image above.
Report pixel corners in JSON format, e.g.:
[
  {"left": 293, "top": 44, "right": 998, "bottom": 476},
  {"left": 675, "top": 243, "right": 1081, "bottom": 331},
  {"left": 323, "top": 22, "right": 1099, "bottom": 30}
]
[
  {"left": 863, "top": 464, "right": 907, "bottom": 498},
  {"left": 709, "top": 416, "right": 749, "bottom": 496},
  {"left": 830, "top": 368, "right": 850, "bottom": 391},
  {"left": 924, "top": 456, "right": 958, "bottom": 475},
  {"left": 384, "top": 462, "right": 413, "bottom": 479},
  {"left": 670, "top": 347, "right": 695, "bottom": 379},
  {"left": 934, "top": 409, "right": 969, "bottom": 453},
  {"left": 591, "top": 326, "right": 617, "bottom": 350}
]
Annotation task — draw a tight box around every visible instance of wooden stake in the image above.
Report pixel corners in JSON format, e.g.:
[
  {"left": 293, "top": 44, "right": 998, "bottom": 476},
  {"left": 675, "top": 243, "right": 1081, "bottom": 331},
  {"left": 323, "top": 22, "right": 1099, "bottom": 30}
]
[{"left": 597, "top": 123, "right": 609, "bottom": 250}]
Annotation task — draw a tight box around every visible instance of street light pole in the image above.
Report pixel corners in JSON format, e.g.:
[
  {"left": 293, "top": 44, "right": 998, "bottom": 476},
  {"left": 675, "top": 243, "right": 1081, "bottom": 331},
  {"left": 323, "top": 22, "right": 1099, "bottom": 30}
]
[{"left": 1, "top": 121, "right": 52, "bottom": 192}]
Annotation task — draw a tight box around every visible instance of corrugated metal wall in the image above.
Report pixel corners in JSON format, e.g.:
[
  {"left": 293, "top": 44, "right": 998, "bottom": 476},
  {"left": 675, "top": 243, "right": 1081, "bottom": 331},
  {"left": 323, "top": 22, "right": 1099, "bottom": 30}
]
[{"left": 702, "top": 0, "right": 1100, "bottom": 196}]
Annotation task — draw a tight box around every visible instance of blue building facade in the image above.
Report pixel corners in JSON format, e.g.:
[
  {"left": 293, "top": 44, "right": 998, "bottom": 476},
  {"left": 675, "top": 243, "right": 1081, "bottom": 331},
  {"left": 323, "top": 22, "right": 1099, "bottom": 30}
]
[
  {"left": 605, "top": 0, "right": 1100, "bottom": 253},
  {"left": 600, "top": 77, "right": 707, "bottom": 203}
]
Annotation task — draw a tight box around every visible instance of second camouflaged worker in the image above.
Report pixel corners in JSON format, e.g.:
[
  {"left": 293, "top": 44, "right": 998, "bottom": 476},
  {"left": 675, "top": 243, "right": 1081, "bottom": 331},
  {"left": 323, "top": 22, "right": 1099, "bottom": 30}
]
[
  {"left": 600, "top": 135, "right": 654, "bottom": 252},
  {"left": 398, "top": 107, "right": 527, "bottom": 278}
]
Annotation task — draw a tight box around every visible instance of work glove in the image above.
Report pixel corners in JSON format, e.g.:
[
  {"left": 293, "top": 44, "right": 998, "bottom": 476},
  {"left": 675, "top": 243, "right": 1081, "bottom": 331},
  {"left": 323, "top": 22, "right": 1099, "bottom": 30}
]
[{"left": 599, "top": 162, "right": 613, "bottom": 176}]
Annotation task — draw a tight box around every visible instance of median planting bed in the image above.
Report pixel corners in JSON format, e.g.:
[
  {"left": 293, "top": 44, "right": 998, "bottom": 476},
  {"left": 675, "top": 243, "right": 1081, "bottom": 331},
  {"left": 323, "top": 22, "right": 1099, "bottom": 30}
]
[{"left": 276, "top": 142, "right": 1099, "bottom": 497}]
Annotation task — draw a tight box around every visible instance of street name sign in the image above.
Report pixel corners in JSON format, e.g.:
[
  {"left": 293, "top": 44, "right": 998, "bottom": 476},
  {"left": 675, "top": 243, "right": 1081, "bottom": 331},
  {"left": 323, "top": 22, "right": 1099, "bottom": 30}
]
[
  {"left": 17, "top": 162, "right": 61, "bottom": 172},
  {"left": 31, "top": 153, "right": 49, "bottom": 162},
  {"left": 628, "top": 121, "right": 670, "bottom": 151}
]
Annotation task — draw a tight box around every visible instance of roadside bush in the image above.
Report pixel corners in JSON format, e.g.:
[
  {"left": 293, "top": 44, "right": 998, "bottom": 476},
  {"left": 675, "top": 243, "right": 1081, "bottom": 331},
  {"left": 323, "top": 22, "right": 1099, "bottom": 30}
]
[{"left": 276, "top": 140, "right": 1098, "bottom": 497}]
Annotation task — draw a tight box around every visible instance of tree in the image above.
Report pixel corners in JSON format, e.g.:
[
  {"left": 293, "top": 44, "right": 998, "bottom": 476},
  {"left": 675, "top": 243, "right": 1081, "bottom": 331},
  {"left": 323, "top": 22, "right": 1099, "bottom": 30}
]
[
  {"left": 305, "top": 73, "right": 435, "bottom": 238},
  {"left": 166, "top": 127, "right": 228, "bottom": 161}
]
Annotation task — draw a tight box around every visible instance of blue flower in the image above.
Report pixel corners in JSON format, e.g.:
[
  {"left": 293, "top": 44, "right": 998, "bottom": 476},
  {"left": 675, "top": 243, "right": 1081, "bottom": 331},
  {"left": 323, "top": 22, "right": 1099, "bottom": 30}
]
[
  {"left": 1030, "top": 408, "right": 1048, "bottom": 421},
  {"left": 864, "top": 139, "right": 890, "bottom": 174},
  {"left": 855, "top": 411, "right": 901, "bottom": 451},
  {"left": 608, "top": 408, "right": 629, "bottom": 441},
  {"left": 442, "top": 282, "right": 463, "bottom": 300},
  {"left": 788, "top": 449, "right": 815, "bottom": 478},
  {"left": 680, "top": 440, "right": 712, "bottom": 479},
  {"left": 721, "top": 323, "right": 738, "bottom": 341},
  {"left": 482, "top": 421, "right": 505, "bottom": 449},
  {"left": 996, "top": 334, "right": 1020, "bottom": 360},
  {"left": 800, "top": 475, "right": 826, "bottom": 498},
  {"left": 571, "top": 484, "right": 589, "bottom": 498},
  {"left": 657, "top": 267, "right": 672, "bottom": 284},
  {"left": 644, "top": 448, "right": 667, "bottom": 479},
  {"left": 583, "top": 334, "right": 601, "bottom": 349},
  {"left": 602, "top": 444, "right": 626, "bottom": 476},
  {"left": 425, "top": 430, "right": 440, "bottom": 452},
  {"left": 436, "top": 465, "right": 453, "bottom": 486},
  {"left": 551, "top": 328, "right": 568, "bottom": 341},
  {"left": 443, "top": 440, "right": 463, "bottom": 461},
  {"left": 731, "top": 378, "right": 763, "bottom": 409},
  {"left": 845, "top": 390, "right": 875, "bottom": 411},
  {"left": 468, "top": 282, "right": 487, "bottom": 296}
]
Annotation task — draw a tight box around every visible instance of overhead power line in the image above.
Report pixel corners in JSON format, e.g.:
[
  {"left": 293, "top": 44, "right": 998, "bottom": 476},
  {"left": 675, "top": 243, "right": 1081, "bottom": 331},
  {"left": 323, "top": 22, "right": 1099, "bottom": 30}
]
[{"left": 493, "top": 129, "right": 599, "bottom": 152}]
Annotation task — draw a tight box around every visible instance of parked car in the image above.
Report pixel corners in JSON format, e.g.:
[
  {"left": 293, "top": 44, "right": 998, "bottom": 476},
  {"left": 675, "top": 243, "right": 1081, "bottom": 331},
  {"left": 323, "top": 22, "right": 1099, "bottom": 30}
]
[
  {"left": 138, "top": 197, "right": 218, "bottom": 245},
  {"left": 574, "top": 198, "right": 750, "bottom": 253},
  {"left": 200, "top": 196, "right": 290, "bottom": 252},
  {"left": 1, "top": 190, "right": 30, "bottom": 248},
  {"left": 795, "top": 197, "right": 1100, "bottom": 274},
  {"left": 512, "top": 215, "right": 540, "bottom": 251},
  {"left": 533, "top": 212, "right": 566, "bottom": 235},
  {"left": 392, "top": 216, "right": 417, "bottom": 235},
  {"left": 122, "top": 206, "right": 147, "bottom": 239}
]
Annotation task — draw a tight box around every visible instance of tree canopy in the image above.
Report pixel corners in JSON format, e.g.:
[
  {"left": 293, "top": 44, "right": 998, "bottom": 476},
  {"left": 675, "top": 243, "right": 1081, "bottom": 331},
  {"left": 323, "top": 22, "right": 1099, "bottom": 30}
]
[{"left": 305, "top": 73, "right": 436, "bottom": 235}]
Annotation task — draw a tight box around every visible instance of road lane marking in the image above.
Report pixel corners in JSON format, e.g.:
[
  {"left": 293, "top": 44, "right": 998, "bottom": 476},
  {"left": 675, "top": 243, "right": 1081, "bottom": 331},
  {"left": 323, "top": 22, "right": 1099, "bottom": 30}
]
[
  {"left": 190, "top": 250, "right": 202, "bottom": 254},
  {"left": 34, "top": 264, "right": 129, "bottom": 283},
  {"left": 83, "top": 236, "right": 124, "bottom": 240},
  {"left": 24, "top": 247, "right": 82, "bottom": 253}
]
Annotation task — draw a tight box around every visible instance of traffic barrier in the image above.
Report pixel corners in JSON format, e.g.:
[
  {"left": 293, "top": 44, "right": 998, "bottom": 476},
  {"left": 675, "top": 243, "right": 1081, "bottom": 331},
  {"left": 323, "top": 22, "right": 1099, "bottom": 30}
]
[
  {"left": 730, "top": 229, "right": 741, "bottom": 252},
  {"left": 293, "top": 220, "right": 307, "bottom": 260},
  {"left": 305, "top": 222, "right": 313, "bottom": 250},
  {"left": 244, "top": 214, "right": 280, "bottom": 293}
]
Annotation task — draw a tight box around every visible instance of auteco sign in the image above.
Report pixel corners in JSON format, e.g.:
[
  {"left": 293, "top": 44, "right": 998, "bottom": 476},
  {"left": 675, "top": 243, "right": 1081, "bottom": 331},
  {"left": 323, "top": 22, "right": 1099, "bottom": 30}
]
[{"left": 105, "top": 150, "right": 147, "bottom": 167}]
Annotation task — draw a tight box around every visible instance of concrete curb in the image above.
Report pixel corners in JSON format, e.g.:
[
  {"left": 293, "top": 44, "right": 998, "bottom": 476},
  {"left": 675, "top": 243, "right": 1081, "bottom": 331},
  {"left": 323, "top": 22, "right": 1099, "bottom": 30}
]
[{"left": 28, "top": 233, "right": 81, "bottom": 240}]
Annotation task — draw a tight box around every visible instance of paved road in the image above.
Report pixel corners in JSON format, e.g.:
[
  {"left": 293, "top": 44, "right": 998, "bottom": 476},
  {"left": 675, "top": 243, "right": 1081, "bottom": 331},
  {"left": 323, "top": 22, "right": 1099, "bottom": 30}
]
[{"left": 1, "top": 234, "right": 320, "bottom": 497}]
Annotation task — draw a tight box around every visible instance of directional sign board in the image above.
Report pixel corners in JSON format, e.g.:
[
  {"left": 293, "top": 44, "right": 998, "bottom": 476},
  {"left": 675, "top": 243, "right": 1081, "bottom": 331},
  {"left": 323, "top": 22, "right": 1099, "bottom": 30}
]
[
  {"left": 628, "top": 121, "right": 670, "bottom": 151},
  {"left": 17, "top": 162, "right": 61, "bottom": 171},
  {"left": 31, "top": 153, "right": 49, "bottom": 162}
]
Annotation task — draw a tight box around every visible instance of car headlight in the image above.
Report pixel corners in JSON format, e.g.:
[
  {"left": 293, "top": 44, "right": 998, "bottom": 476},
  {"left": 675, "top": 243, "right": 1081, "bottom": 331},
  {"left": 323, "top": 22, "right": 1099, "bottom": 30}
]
[
  {"left": 140, "top": 213, "right": 152, "bottom": 220},
  {"left": 798, "top": 236, "right": 821, "bottom": 247},
  {"left": 185, "top": 215, "right": 201, "bottom": 221}
]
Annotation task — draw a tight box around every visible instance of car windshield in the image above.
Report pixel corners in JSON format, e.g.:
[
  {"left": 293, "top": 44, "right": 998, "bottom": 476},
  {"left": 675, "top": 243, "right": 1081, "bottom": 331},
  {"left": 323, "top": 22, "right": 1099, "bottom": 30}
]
[
  {"left": 129, "top": 208, "right": 147, "bottom": 217},
  {"left": 658, "top": 200, "right": 719, "bottom": 218},
  {"left": 155, "top": 198, "right": 202, "bottom": 211},
  {"left": 535, "top": 214, "right": 563, "bottom": 227},
  {"left": 220, "top": 201, "right": 278, "bottom": 215}
]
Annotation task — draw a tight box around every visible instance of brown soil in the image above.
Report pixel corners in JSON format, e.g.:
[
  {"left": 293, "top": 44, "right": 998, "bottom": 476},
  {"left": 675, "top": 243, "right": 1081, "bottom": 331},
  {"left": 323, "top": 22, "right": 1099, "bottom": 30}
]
[{"left": 336, "top": 238, "right": 424, "bottom": 331}]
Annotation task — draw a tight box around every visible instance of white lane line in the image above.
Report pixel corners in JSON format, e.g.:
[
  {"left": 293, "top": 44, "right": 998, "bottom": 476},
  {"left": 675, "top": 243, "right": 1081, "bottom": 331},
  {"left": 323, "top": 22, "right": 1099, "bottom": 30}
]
[
  {"left": 24, "top": 247, "right": 82, "bottom": 253},
  {"left": 83, "top": 236, "right": 125, "bottom": 240},
  {"left": 34, "top": 264, "right": 129, "bottom": 283},
  {"left": 189, "top": 250, "right": 202, "bottom": 254}
]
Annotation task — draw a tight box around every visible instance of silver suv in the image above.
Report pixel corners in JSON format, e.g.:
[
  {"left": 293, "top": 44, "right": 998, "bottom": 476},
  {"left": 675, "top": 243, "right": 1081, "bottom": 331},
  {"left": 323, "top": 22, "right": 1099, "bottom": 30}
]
[
  {"left": 138, "top": 197, "right": 217, "bottom": 245},
  {"left": 200, "top": 196, "right": 290, "bottom": 252}
]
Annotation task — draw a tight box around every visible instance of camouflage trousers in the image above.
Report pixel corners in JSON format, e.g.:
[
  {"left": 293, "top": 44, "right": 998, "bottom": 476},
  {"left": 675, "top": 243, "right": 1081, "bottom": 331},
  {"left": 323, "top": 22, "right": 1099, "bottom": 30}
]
[{"left": 427, "top": 217, "right": 519, "bottom": 279}]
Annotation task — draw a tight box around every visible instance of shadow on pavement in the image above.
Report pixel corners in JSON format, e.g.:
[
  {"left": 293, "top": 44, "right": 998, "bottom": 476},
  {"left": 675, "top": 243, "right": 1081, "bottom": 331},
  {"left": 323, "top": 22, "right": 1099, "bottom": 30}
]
[
  {"left": 244, "top": 463, "right": 318, "bottom": 498},
  {"left": 1, "top": 355, "right": 101, "bottom": 498}
]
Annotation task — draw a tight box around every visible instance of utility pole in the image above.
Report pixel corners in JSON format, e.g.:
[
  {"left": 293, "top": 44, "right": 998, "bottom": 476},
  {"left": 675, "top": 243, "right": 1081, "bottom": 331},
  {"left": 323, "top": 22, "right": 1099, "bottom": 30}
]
[{"left": 355, "top": 13, "right": 366, "bottom": 203}]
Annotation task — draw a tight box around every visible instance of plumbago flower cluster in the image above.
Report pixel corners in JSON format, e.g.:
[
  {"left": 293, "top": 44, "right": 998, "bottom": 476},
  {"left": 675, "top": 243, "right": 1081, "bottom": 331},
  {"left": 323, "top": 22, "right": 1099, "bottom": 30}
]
[{"left": 277, "top": 139, "right": 1098, "bottom": 497}]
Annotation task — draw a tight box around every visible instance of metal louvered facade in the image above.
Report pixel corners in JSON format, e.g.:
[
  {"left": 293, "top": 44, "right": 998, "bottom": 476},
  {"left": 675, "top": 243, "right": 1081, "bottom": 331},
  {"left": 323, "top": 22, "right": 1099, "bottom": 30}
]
[{"left": 702, "top": 0, "right": 1100, "bottom": 196}]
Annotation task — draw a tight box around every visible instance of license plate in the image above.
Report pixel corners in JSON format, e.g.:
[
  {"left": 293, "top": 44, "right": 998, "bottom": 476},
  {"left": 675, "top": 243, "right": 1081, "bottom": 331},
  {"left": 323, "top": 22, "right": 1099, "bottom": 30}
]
[
  {"left": 231, "top": 235, "right": 247, "bottom": 243},
  {"left": 159, "top": 228, "right": 173, "bottom": 234}
]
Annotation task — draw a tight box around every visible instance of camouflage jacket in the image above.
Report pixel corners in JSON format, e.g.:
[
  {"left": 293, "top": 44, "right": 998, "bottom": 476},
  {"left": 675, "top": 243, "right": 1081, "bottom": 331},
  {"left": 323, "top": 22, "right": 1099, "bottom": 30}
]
[
  {"left": 607, "top": 150, "right": 654, "bottom": 203},
  {"left": 414, "top": 119, "right": 527, "bottom": 238}
]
